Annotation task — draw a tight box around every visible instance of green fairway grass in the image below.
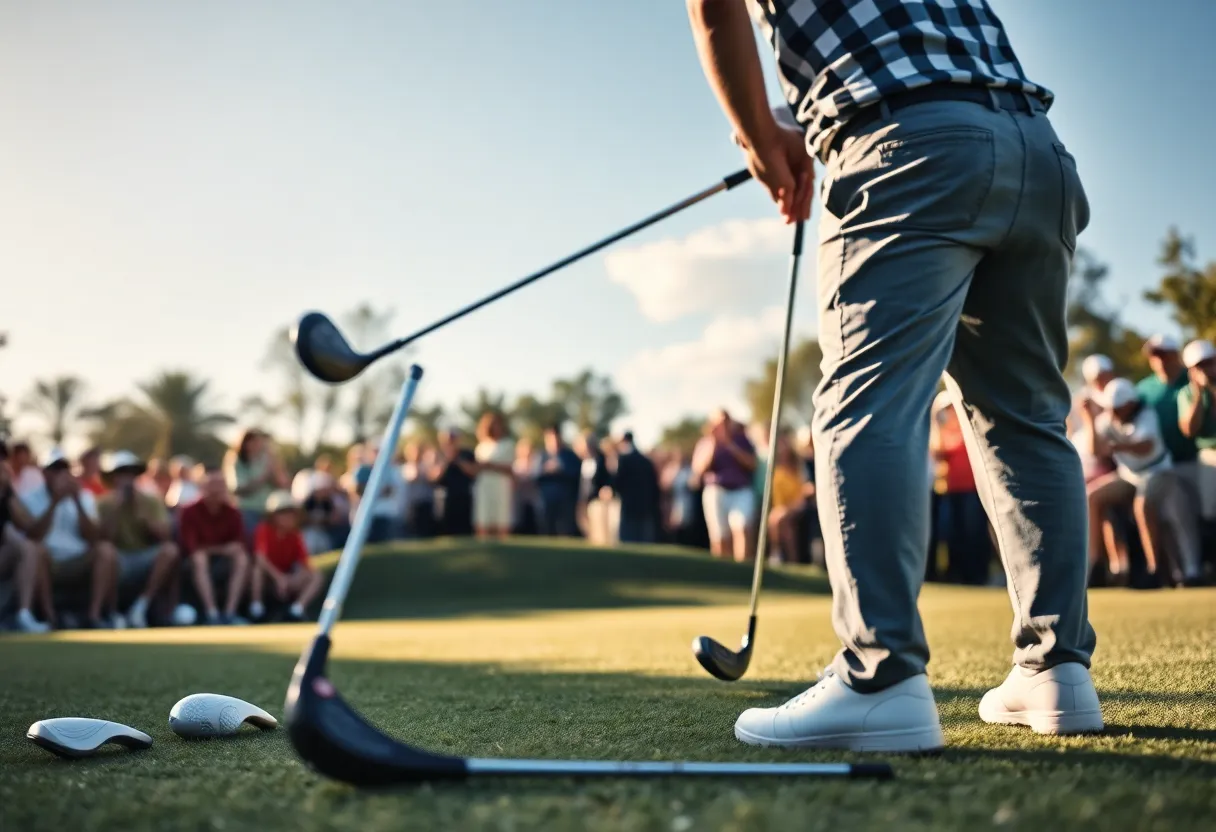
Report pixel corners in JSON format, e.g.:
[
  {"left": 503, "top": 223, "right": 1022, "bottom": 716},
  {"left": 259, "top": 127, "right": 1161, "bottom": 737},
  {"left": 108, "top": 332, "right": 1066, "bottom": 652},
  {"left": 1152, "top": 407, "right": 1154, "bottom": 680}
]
[{"left": 1, "top": 540, "right": 1213, "bottom": 831}]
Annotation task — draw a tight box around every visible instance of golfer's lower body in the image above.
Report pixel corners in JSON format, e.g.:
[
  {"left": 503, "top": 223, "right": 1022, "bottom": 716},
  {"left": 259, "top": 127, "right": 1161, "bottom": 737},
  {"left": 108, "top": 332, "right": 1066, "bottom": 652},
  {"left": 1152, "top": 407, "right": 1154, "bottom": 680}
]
[{"left": 735, "top": 87, "right": 1102, "bottom": 751}]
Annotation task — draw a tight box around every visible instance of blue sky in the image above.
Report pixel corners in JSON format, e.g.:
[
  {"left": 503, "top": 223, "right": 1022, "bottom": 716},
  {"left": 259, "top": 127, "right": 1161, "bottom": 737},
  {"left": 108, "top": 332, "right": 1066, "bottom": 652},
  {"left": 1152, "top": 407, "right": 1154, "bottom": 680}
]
[{"left": 3, "top": 0, "right": 1214, "bottom": 452}]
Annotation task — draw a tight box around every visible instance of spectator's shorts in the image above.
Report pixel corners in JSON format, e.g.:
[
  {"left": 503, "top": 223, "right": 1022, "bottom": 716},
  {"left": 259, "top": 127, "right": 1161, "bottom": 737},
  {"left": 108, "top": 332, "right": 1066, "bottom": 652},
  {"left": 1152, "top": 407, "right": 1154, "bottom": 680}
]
[
  {"left": 118, "top": 545, "right": 163, "bottom": 587},
  {"left": 1194, "top": 451, "right": 1216, "bottom": 520},
  {"left": 48, "top": 546, "right": 93, "bottom": 582},
  {"left": 702, "top": 485, "right": 756, "bottom": 541}
]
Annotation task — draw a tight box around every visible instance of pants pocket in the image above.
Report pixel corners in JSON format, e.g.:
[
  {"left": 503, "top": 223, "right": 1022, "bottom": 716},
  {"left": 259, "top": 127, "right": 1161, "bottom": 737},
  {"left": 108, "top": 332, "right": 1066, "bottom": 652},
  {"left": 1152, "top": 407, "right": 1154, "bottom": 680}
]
[{"left": 1054, "top": 142, "right": 1090, "bottom": 253}]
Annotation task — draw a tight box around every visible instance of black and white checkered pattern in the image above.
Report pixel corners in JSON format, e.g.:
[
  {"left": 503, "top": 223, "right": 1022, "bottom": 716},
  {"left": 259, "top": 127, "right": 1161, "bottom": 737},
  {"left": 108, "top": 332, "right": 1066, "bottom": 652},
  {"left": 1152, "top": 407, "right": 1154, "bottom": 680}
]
[{"left": 747, "top": 0, "right": 1051, "bottom": 155}]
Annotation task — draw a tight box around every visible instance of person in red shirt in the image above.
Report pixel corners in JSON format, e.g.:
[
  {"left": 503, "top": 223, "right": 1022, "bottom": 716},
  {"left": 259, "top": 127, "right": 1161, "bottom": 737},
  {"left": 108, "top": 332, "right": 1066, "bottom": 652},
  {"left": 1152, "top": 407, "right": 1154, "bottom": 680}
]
[
  {"left": 76, "top": 448, "right": 107, "bottom": 496},
  {"left": 248, "top": 490, "right": 322, "bottom": 622},
  {"left": 178, "top": 468, "right": 250, "bottom": 625},
  {"left": 931, "top": 393, "right": 994, "bottom": 585}
]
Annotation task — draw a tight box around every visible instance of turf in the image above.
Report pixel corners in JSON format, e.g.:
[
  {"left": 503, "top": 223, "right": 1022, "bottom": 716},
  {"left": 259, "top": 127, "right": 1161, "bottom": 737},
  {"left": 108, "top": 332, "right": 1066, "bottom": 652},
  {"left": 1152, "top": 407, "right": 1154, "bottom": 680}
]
[{"left": 1, "top": 539, "right": 1213, "bottom": 831}]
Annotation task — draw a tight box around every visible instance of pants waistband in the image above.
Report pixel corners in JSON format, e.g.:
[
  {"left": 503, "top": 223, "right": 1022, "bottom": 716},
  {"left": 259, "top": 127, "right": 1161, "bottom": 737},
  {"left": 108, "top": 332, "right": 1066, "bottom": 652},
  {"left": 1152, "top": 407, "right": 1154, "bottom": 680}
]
[{"left": 824, "top": 84, "right": 1047, "bottom": 162}]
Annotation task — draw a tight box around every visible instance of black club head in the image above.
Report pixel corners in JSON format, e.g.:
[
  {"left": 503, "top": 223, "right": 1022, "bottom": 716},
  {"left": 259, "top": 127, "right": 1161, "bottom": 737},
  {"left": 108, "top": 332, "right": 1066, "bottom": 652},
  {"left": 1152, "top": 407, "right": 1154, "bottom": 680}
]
[
  {"left": 692, "top": 635, "right": 751, "bottom": 682},
  {"left": 292, "top": 312, "right": 370, "bottom": 383}
]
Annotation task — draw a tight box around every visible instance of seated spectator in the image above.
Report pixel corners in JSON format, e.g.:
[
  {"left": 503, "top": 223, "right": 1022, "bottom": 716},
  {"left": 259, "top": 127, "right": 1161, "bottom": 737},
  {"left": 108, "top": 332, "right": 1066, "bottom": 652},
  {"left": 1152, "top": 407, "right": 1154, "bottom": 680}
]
[
  {"left": 1083, "top": 378, "right": 1201, "bottom": 586},
  {"left": 178, "top": 469, "right": 250, "bottom": 625},
  {"left": 8, "top": 441, "right": 44, "bottom": 496},
  {"left": 164, "top": 456, "right": 201, "bottom": 511},
  {"left": 97, "top": 451, "right": 180, "bottom": 628},
  {"left": 930, "top": 392, "right": 992, "bottom": 585},
  {"left": 76, "top": 447, "right": 106, "bottom": 496},
  {"left": 142, "top": 457, "right": 174, "bottom": 499},
  {"left": 21, "top": 447, "right": 120, "bottom": 629},
  {"left": 473, "top": 412, "right": 515, "bottom": 541},
  {"left": 692, "top": 409, "right": 758, "bottom": 561},
  {"left": 537, "top": 426, "right": 583, "bottom": 538},
  {"left": 1179, "top": 339, "right": 1216, "bottom": 526},
  {"left": 766, "top": 432, "right": 808, "bottom": 564},
  {"left": 0, "top": 440, "right": 52, "bottom": 632},
  {"left": 224, "top": 428, "right": 287, "bottom": 539},
  {"left": 248, "top": 491, "right": 322, "bottom": 622},
  {"left": 1072, "top": 355, "right": 1117, "bottom": 483},
  {"left": 301, "top": 471, "right": 349, "bottom": 554}
]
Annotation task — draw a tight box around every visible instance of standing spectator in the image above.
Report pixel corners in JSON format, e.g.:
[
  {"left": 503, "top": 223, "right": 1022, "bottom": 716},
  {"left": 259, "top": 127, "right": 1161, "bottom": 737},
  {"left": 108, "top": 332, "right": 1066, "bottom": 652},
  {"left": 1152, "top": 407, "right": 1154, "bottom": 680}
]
[
  {"left": 164, "top": 456, "right": 200, "bottom": 511},
  {"left": 511, "top": 438, "right": 543, "bottom": 535},
  {"left": 353, "top": 441, "right": 408, "bottom": 543},
  {"left": 224, "top": 429, "right": 287, "bottom": 538},
  {"left": 8, "top": 441, "right": 44, "bottom": 496},
  {"left": 178, "top": 469, "right": 250, "bottom": 625},
  {"left": 794, "top": 426, "right": 822, "bottom": 567},
  {"left": 612, "top": 431, "right": 660, "bottom": 544},
  {"left": 76, "top": 448, "right": 106, "bottom": 496},
  {"left": 0, "top": 440, "right": 52, "bottom": 632},
  {"left": 1178, "top": 339, "right": 1216, "bottom": 528},
  {"left": 766, "top": 432, "right": 809, "bottom": 564},
  {"left": 661, "top": 449, "right": 697, "bottom": 548},
  {"left": 931, "top": 393, "right": 992, "bottom": 585},
  {"left": 537, "top": 426, "right": 582, "bottom": 537},
  {"left": 692, "top": 409, "right": 758, "bottom": 561},
  {"left": 403, "top": 442, "right": 438, "bottom": 538},
  {"left": 434, "top": 429, "right": 476, "bottom": 537},
  {"left": 575, "top": 432, "right": 612, "bottom": 536},
  {"left": 97, "top": 451, "right": 181, "bottom": 628},
  {"left": 22, "top": 448, "right": 119, "bottom": 629},
  {"left": 248, "top": 491, "right": 323, "bottom": 622},
  {"left": 473, "top": 412, "right": 515, "bottom": 541}
]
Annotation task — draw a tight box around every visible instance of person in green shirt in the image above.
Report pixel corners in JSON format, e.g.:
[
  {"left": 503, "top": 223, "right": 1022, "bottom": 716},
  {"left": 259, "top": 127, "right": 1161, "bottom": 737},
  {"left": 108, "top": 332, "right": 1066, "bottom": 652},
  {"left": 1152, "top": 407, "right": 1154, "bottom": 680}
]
[
  {"left": 1135, "top": 334, "right": 1197, "bottom": 464},
  {"left": 1179, "top": 339, "right": 1216, "bottom": 531}
]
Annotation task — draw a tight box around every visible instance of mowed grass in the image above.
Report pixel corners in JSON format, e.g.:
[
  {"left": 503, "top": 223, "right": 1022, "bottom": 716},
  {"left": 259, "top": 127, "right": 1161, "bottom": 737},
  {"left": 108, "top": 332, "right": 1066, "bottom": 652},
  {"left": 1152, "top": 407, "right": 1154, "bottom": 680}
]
[{"left": 1, "top": 540, "right": 1213, "bottom": 832}]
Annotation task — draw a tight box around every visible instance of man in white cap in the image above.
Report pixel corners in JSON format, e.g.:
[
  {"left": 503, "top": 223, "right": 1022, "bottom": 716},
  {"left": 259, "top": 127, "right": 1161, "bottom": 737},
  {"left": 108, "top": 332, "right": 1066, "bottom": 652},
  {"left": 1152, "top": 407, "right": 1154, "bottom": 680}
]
[
  {"left": 1179, "top": 339, "right": 1216, "bottom": 553},
  {"left": 97, "top": 450, "right": 182, "bottom": 628}
]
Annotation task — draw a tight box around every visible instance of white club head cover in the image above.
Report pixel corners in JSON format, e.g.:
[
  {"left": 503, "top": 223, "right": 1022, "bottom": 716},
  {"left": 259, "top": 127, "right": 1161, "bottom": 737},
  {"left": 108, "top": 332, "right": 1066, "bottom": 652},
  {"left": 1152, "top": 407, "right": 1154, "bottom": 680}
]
[
  {"left": 27, "top": 717, "right": 153, "bottom": 759},
  {"left": 169, "top": 693, "right": 278, "bottom": 738}
]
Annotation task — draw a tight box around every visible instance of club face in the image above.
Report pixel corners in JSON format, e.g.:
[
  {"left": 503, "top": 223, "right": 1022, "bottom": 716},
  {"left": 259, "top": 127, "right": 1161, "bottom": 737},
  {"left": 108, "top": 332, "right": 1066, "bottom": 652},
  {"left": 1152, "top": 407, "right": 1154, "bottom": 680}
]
[
  {"left": 285, "top": 635, "right": 467, "bottom": 786},
  {"left": 292, "top": 312, "right": 370, "bottom": 383},
  {"left": 692, "top": 635, "right": 751, "bottom": 682}
]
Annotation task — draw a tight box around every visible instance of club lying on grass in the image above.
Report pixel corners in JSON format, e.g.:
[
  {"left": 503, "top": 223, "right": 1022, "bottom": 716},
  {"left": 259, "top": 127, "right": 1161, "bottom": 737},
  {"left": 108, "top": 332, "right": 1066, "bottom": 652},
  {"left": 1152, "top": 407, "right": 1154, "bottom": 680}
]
[
  {"left": 692, "top": 220, "right": 805, "bottom": 682},
  {"left": 291, "top": 169, "right": 753, "bottom": 383},
  {"left": 282, "top": 362, "right": 894, "bottom": 784}
]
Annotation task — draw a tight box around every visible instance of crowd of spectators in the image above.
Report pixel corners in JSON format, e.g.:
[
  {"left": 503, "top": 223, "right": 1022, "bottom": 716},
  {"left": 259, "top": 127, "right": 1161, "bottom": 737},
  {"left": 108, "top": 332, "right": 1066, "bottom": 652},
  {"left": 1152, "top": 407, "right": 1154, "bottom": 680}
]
[{"left": 6, "top": 338, "right": 1210, "bottom": 633}]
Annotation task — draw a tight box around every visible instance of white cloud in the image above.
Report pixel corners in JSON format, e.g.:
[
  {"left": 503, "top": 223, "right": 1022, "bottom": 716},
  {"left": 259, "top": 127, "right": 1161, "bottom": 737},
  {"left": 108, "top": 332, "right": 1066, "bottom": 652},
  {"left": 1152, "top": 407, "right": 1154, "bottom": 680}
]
[
  {"left": 603, "top": 217, "right": 793, "bottom": 322},
  {"left": 615, "top": 306, "right": 814, "bottom": 445}
]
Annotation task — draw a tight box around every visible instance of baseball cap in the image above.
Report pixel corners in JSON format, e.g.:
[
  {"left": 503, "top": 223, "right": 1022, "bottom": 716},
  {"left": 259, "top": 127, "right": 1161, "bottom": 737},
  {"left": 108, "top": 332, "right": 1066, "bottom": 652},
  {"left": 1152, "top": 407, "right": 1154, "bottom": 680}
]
[
  {"left": 1183, "top": 339, "right": 1216, "bottom": 368},
  {"left": 1080, "top": 354, "right": 1114, "bottom": 383},
  {"left": 42, "top": 447, "right": 69, "bottom": 469},
  {"left": 102, "top": 449, "right": 147, "bottom": 475},
  {"left": 1143, "top": 333, "right": 1182, "bottom": 354},
  {"left": 1096, "top": 378, "right": 1139, "bottom": 410}
]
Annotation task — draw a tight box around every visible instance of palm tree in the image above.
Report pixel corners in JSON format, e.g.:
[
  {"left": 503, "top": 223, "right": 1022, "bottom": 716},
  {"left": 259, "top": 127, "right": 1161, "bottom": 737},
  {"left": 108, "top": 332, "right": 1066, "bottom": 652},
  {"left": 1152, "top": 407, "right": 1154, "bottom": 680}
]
[{"left": 21, "top": 375, "right": 89, "bottom": 445}]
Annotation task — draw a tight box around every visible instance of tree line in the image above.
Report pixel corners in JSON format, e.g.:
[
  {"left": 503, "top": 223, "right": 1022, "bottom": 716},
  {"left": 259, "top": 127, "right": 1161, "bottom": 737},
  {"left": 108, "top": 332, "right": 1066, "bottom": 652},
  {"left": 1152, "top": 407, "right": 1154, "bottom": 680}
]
[{"left": 2, "top": 228, "right": 1213, "bottom": 468}]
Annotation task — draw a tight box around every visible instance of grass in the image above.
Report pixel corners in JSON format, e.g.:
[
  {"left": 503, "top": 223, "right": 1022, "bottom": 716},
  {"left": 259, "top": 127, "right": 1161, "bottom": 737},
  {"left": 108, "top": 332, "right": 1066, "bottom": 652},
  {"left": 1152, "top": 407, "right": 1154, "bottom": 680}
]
[{"left": 1, "top": 539, "right": 1213, "bottom": 831}]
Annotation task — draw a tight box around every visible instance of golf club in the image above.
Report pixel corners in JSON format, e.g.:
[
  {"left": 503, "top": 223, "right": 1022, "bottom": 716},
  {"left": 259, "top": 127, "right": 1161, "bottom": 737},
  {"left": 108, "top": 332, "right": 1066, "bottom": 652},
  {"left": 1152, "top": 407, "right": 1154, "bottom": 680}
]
[
  {"left": 692, "top": 220, "right": 805, "bottom": 682},
  {"left": 284, "top": 360, "right": 893, "bottom": 785},
  {"left": 292, "top": 168, "right": 754, "bottom": 383}
]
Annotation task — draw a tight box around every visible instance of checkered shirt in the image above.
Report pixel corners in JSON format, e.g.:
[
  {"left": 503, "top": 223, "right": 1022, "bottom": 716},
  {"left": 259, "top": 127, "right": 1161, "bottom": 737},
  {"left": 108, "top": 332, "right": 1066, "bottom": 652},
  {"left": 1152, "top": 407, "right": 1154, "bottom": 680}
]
[{"left": 746, "top": 0, "right": 1053, "bottom": 156}]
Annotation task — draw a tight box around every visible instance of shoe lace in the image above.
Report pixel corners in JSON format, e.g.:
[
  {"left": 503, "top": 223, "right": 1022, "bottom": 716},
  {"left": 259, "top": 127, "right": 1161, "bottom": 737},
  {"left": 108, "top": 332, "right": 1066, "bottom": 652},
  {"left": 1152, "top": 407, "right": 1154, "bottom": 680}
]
[{"left": 779, "top": 667, "right": 835, "bottom": 710}]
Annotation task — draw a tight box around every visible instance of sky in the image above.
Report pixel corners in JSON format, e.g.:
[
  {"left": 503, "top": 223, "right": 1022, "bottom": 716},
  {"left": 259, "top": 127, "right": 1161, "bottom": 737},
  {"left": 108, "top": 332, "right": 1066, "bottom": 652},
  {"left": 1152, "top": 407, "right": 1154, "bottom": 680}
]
[{"left": 2, "top": 0, "right": 1215, "bottom": 453}]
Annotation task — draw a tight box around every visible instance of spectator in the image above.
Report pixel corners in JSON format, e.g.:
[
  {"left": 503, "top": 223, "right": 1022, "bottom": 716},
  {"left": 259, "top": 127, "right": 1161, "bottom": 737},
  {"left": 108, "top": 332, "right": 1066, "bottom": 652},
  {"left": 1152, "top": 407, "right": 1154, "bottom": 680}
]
[
  {"left": 433, "top": 430, "right": 476, "bottom": 537},
  {"left": 142, "top": 457, "right": 173, "bottom": 499},
  {"left": 178, "top": 468, "right": 250, "bottom": 625},
  {"left": 353, "top": 441, "right": 408, "bottom": 543},
  {"left": 248, "top": 491, "right": 323, "bottom": 622},
  {"left": 8, "top": 441, "right": 44, "bottom": 496},
  {"left": 97, "top": 451, "right": 181, "bottom": 628},
  {"left": 511, "top": 438, "right": 543, "bottom": 535},
  {"left": 766, "top": 432, "right": 808, "bottom": 564},
  {"left": 0, "top": 440, "right": 52, "bottom": 632},
  {"left": 660, "top": 449, "right": 697, "bottom": 547},
  {"left": 76, "top": 447, "right": 106, "bottom": 496},
  {"left": 1083, "top": 378, "right": 1199, "bottom": 585},
  {"left": 473, "top": 412, "right": 515, "bottom": 541},
  {"left": 575, "top": 431, "right": 612, "bottom": 535},
  {"left": 692, "top": 409, "right": 758, "bottom": 561},
  {"left": 224, "top": 428, "right": 287, "bottom": 537},
  {"left": 403, "top": 442, "right": 438, "bottom": 538},
  {"left": 930, "top": 392, "right": 992, "bottom": 585},
  {"left": 301, "top": 471, "right": 348, "bottom": 554},
  {"left": 794, "top": 425, "right": 822, "bottom": 567},
  {"left": 1178, "top": 338, "right": 1216, "bottom": 526},
  {"left": 537, "top": 426, "right": 582, "bottom": 537},
  {"left": 1072, "top": 355, "right": 1117, "bottom": 483},
  {"left": 21, "top": 447, "right": 119, "bottom": 629},
  {"left": 612, "top": 431, "right": 659, "bottom": 544},
  {"left": 164, "top": 456, "right": 200, "bottom": 511}
]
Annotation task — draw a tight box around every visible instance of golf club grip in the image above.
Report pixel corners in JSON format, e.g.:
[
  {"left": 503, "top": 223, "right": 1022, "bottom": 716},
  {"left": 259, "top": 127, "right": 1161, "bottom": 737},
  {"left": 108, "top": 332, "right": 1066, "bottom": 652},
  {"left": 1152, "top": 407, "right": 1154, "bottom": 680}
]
[
  {"left": 367, "top": 172, "right": 752, "bottom": 362},
  {"left": 747, "top": 221, "right": 805, "bottom": 618}
]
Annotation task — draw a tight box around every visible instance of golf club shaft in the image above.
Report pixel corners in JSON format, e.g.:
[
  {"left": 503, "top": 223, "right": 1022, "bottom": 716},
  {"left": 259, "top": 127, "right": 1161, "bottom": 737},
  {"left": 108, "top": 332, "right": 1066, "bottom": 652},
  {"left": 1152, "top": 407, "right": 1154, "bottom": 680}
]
[
  {"left": 364, "top": 169, "right": 753, "bottom": 363},
  {"left": 746, "top": 221, "right": 805, "bottom": 619},
  {"left": 317, "top": 365, "right": 424, "bottom": 636},
  {"left": 467, "top": 758, "right": 888, "bottom": 778}
]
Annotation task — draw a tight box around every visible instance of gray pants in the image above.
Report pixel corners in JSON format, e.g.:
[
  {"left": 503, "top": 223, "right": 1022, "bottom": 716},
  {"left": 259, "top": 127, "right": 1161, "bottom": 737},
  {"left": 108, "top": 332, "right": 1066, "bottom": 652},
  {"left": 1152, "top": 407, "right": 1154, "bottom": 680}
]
[{"left": 814, "top": 89, "right": 1098, "bottom": 692}]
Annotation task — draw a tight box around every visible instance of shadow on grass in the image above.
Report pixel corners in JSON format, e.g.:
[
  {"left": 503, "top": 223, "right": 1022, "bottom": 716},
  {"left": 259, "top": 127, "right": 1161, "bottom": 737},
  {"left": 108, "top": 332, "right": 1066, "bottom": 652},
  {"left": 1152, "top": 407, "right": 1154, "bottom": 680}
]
[
  {"left": 2, "top": 639, "right": 1210, "bottom": 783},
  {"left": 317, "top": 538, "right": 830, "bottom": 620}
]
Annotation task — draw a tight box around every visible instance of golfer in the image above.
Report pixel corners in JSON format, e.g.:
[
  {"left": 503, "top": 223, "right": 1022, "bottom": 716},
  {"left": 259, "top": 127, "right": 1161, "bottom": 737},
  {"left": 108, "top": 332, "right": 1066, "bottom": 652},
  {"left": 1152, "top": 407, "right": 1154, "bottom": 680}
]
[{"left": 687, "top": 0, "right": 1100, "bottom": 750}]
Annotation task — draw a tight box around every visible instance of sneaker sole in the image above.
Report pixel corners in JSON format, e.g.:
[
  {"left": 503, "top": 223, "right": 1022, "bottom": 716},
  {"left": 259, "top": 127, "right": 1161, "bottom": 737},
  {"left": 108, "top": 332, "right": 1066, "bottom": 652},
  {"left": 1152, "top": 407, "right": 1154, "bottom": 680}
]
[
  {"left": 734, "top": 723, "right": 945, "bottom": 753},
  {"left": 979, "top": 706, "right": 1104, "bottom": 735}
]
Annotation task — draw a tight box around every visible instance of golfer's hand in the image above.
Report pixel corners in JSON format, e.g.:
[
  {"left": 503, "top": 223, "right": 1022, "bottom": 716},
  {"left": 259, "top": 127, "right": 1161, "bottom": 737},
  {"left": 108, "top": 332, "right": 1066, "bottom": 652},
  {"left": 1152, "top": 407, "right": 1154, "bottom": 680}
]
[{"left": 735, "top": 124, "right": 814, "bottom": 224}]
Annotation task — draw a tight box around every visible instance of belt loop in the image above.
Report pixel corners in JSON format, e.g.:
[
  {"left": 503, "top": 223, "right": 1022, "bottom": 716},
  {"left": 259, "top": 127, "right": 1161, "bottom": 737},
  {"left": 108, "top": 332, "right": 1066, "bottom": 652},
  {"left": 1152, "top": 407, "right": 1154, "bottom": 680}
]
[
  {"left": 1021, "top": 91, "right": 1037, "bottom": 116},
  {"left": 985, "top": 88, "right": 1000, "bottom": 111},
  {"left": 878, "top": 99, "right": 892, "bottom": 121}
]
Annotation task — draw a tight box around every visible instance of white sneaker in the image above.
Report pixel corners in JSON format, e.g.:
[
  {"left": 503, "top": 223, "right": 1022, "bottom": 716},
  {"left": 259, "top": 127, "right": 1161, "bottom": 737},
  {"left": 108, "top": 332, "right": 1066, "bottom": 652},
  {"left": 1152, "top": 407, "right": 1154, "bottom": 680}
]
[
  {"left": 734, "top": 669, "right": 945, "bottom": 753},
  {"left": 109, "top": 612, "right": 128, "bottom": 630},
  {"left": 15, "top": 609, "right": 51, "bottom": 634},
  {"left": 126, "top": 597, "right": 149, "bottom": 629},
  {"left": 248, "top": 601, "right": 265, "bottom": 621},
  {"left": 979, "top": 663, "right": 1104, "bottom": 735}
]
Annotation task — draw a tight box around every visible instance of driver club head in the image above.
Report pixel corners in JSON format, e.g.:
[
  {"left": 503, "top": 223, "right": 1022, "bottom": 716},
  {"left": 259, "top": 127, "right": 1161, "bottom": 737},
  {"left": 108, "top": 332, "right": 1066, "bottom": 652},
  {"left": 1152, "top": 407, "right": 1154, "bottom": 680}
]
[
  {"left": 292, "top": 311, "right": 370, "bottom": 383},
  {"left": 692, "top": 635, "right": 752, "bottom": 682}
]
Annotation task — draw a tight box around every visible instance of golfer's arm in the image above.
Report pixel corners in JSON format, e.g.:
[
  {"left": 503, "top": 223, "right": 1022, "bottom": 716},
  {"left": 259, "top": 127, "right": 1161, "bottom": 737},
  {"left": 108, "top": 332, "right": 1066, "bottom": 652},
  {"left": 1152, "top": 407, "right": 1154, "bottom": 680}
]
[{"left": 687, "top": 0, "right": 778, "bottom": 152}]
